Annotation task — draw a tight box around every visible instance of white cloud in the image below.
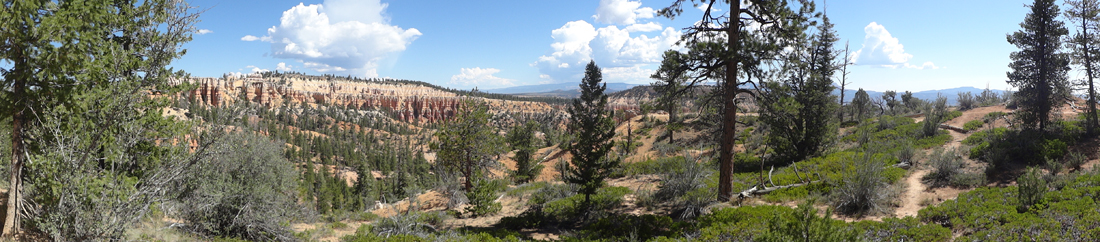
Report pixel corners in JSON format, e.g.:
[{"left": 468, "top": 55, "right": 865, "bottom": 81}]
[
  {"left": 197, "top": 29, "right": 213, "bottom": 35},
  {"left": 533, "top": 20, "right": 680, "bottom": 82},
  {"left": 695, "top": 2, "right": 722, "bottom": 12},
  {"left": 244, "top": 0, "right": 421, "bottom": 77},
  {"left": 246, "top": 65, "right": 269, "bottom": 73},
  {"left": 602, "top": 65, "right": 656, "bottom": 84},
  {"left": 851, "top": 22, "right": 936, "bottom": 69},
  {"left": 593, "top": 0, "right": 655, "bottom": 25},
  {"left": 241, "top": 35, "right": 270, "bottom": 42},
  {"left": 624, "top": 22, "right": 662, "bottom": 32},
  {"left": 276, "top": 62, "right": 293, "bottom": 71},
  {"left": 450, "top": 67, "right": 516, "bottom": 87},
  {"left": 904, "top": 62, "right": 939, "bottom": 70}
]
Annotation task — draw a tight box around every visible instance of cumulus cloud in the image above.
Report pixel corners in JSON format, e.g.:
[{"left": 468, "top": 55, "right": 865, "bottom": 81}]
[
  {"left": 276, "top": 62, "right": 293, "bottom": 71},
  {"left": 246, "top": 65, "right": 269, "bottom": 73},
  {"left": 197, "top": 29, "right": 213, "bottom": 35},
  {"left": 593, "top": 0, "right": 655, "bottom": 25},
  {"left": 241, "top": 35, "right": 268, "bottom": 41},
  {"left": 851, "top": 22, "right": 937, "bottom": 69},
  {"left": 533, "top": 20, "right": 679, "bottom": 83},
  {"left": 450, "top": 67, "right": 516, "bottom": 87},
  {"left": 243, "top": 0, "right": 421, "bottom": 77}
]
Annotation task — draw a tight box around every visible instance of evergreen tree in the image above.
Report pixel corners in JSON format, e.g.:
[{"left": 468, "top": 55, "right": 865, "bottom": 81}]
[
  {"left": 0, "top": 0, "right": 198, "bottom": 236},
  {"left": 507, "top": 120, "right": 542, "bottom": 183},
  {"left": 851, "top": 89, "right": 872, "bottom": 121},
  {"left": 651, "top": 50, "right": 688, "bottom": 143},
  {"left": 1008, "top": 0, "right": 1071, "bottom": 132},
  {"left": 434, "top": 99, "right": 504, "bottom": 192},
  {"left": 565, "top": 61, "right": 619, "bottom": 210},
  {"left": 656, "top": 0, "right": 808, "bottom": 201},
  {"left": 1066, "top": 0, "right": 1100, "bottom": 135},
  {"left": 759, "top": 11, "right": 839, "bottom": 164}
]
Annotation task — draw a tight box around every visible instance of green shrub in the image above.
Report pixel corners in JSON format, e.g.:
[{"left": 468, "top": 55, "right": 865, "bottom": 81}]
[
  {"left": 1017, "top": 167, "right": 1047, "bottom": 212},
  {"left": 505, "top": 181, "right": 548, "bottom": 197},
  {"left": 963, "top": 120, "right": 984, "bottom": 131},
  {"left": 173, "top": 131, "right": 301, "bottom": 241},
  {"left": 654, "top": 157, "right": 714, "bottom": 219},
  {"left": 944, "top": 110, "right": 963, "bottom": 121},
  {"left": 576, "top": 214, "right": 683, "bottom": 241},
  {"left": 1041, "top": 139, "right": 1068, "bottom": 161},
  {"left": 1065, "top": 152, "right": 1088, "bottom": 171},
  {"left": 466, "top": 179, "right": 507, "bottom": 217},
  {"left": 957, "top": 92, "right": 977, "bottom": 111},
  {"left": 371, "top": 211, "right": 449, "bottom": 237},
  {"left": 851, "top": 217, "right": 951, "bottom": 242},
  {"left": 893, "top": 142, "right": 918, "bottom": 165},
  {"left": 832, "top": 153, "right": 891, "bottom": 215},
  {"left": 759, "top": 201, "right": 858, "bottom": 242},
  {"left": 923, "top": 148, "right": 965, "bottom": 188},
  {"left": 653, "top": 141, "right": 678, "bottom": 157},
  {"left": 542, "top": 186, "right": 630, "bottom": 222}
]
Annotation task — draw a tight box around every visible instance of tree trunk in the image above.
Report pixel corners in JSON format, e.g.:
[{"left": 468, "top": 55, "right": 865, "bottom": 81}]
[
  {"left": 718, "top": 0, "right": 740, "bottom": 202},
  {"left": 464, "top": 151, "right": 473, "bottom": 192},
  {"left": 1085, "top": 17, "right": 1098, "bottom": 136},
  {"left": 3, "top": 72, "right": 25, "bottom": 236},
  {"left": 838, "top": 41, "right": 850, "bottom": 122}
]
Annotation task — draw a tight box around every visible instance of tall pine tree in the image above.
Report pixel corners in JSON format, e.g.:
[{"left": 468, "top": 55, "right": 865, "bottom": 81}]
[
  {"left": 1066, "top": 0, "right": 1100, "bottom": 135},
  {"left": 759, "top": 9, "right": 840, "bottom": 164},
  {"left": 565, "top": 61, "right": 618, "bottom": 211},
  {"left": 1008, "top": 0, "right": 1071, "bottom": 132}
]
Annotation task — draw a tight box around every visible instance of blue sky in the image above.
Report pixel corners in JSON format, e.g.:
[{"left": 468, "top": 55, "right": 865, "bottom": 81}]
[{"left": 173, "top": 0, "right": 1039, "bottom": 92}]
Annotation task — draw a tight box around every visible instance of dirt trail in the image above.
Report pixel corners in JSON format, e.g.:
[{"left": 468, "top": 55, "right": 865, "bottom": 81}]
[
  {"left": 894, "top": 121, "right": 972, "bottom": 218},
  {"left": 896, "top": 168, "right": 929, "bottom": 217}
]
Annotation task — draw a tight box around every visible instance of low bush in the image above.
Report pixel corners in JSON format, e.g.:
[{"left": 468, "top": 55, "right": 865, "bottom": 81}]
[
  {"left": 466, "top": 179, "right": 507, "bottom": 217},
  {"left": 851, "top": 217, "right": 951, "bottom": 242},
  {"left": 653, "top": 141, "right": 678, "bottom": 157},
  {"left": 943, "top": 110, "right": 963, "bottom": 121},
  {"left": 654, "top": 157, "right": 715, "bottom": 219},
  {"left": 832, "top": 153, "right": 892, "bottom": 215},
  {"left": 542, "top": 186, "right": 630, "bottom": 222},
  {"left": 575, "top": 214, "right": 685, "bottom": 241},
  {"left": 957, "top": 92, "right": 977, "bottom": 111},
  {"left": 371, "top": 210, "right": 449, "bottom": 237},
  {"left": 963, "top": 120, "right": 984, "bottom": 131},
  {"left": 918, "top": 174, "right": 1100, "bottom": 241},
  {"left": 1016, "top": 167, "right": 1047, "bottom": 212},
  {"left": 923, "top": 148, "right": 965, "bottom": 188},
  {"left": 1065, "top": 152, "right": 1088, "bottom": 171}
]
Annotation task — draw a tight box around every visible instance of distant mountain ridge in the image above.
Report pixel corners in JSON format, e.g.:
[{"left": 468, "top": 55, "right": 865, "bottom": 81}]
[
  {"left": 486, "top": 82, "right": 642, "bottom": 97},
  {"left": 833, "top": 86, "right": 1007, "bottom": 105}
]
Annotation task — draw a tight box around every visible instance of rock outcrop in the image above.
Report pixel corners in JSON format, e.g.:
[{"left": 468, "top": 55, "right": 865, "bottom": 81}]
[{"left": 182, "top": 74, "right": 562, "bottom": 124}]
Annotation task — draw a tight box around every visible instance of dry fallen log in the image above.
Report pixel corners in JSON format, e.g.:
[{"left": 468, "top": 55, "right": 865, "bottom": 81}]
[
  {"left": 939, "top": 124, "right": 967, "bottom": 133},
  {"left": 737, "top": 181, "right": 819, "bottom": 199}
]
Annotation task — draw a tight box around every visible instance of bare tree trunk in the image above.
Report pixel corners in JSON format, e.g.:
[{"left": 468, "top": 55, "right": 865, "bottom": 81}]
[
  {"left": 718, "top": 0, "right": 740, "bottom": 202},
  {"left": 839, "top": 41, "right": 850, "bottom": 122},
  {"left": 3, "top": 70, "right": 24, "bottom": 236},
  {"left": 1085, "top": 16, "right": 1099, "bottom": 136}
]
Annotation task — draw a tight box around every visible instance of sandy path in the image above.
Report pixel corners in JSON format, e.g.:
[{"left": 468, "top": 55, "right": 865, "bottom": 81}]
[
  {"left": 896, "top": 169, "right": 929, "bottom": 217},
  {"left": 894, "top": 120, "right": 971, "bottom": 218}
]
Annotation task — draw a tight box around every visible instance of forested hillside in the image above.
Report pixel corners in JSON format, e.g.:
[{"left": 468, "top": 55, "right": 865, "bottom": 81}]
[{"left": 7, "top": 0, "right": 1100, "bottom": 241}]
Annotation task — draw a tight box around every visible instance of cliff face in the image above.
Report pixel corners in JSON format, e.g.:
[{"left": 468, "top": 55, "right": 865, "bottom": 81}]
[{"left": 183, "top": 74, "right": 560, "bottom": 124}]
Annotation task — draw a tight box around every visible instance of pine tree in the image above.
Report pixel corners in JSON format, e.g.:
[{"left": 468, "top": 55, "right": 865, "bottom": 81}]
[
  {"left": 507, "top": 120, "right": 542, "bottom": 183},
  {"left": 759, "top": 11, "right": 840, "bottom": 164},
  {"left": 1008, "top": 0, "right": 1071, "bottom": 132},
  {"left": 851, "top": 89, "right": 872, "bottom": 122},
  {"left": 657, "top": 0, "right": 808, "bottom": 201},
  {"left": 1066, "top": 0, "right": 1100, "bottom": 135},
  {"left": 0, "top": 0, "right": 198, "bottom": 236},
  {"left": 565, "top": 61, "right": 619, "bottom": 210},
  {"left": 434, "top": 99, "right": 504, "bottom": 192}
]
